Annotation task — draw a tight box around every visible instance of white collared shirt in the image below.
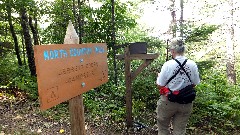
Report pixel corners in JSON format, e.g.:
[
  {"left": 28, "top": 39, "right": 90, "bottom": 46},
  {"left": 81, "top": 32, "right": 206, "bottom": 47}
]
[{"left": 156, "top": 56, "right": 200, "bottom": 91}]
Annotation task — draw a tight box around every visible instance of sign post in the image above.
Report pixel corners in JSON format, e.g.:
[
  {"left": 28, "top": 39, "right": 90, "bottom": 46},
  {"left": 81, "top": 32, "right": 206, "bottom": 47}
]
[
  {"left": 34, "top": 21, "right": 108, "bottom": 135},
  {"left": 64, "top": 21, "right": 85, "bottom": 135}
]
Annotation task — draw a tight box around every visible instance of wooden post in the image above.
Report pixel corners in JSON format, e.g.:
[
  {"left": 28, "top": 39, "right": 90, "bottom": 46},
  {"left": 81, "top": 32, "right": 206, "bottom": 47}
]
[
  {"left": 69, "top": 95, "right": 86, "bottom": 135},
  {"left": 116, "top": 46, "right": 159, "bottom": 129},
  {"left": 65, "top": 21, "right": 86, "bottom": 135},
  {"left": 125, "top": 46, "right": 133, "bottom": 128}
]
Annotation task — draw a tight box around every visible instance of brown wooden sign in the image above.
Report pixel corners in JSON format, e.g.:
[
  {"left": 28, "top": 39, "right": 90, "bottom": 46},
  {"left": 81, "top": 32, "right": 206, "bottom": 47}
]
[{"left": 34, "top": 43, "right": 108, "bottom": 110}]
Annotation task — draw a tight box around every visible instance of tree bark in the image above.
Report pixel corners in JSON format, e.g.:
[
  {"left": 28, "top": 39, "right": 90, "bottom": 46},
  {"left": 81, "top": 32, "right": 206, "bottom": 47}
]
[
  {"left": 78, "top": 0, "right": 82, "bottom": 44},
  {"left": 20, "top": 8, "right": 36, "bottom": 76},
  {"left": 180, "top": 0, "right": 184, "bottom": 38},
  {"left": 111, "top": 0, "right": 118, "bottom": 86},
  {"left": 34, "top": 15, "right": 41, "bottom": 45},
  {"left": 169, "top": 0, "right": 176, "bottom": 38},
  {"left": 21, "top": 33, "right": 27, "bottom": 65},
  {"left": 6, "top": 2, "right": 22, "bottom": 66},
  {"left": 226, "top": 0, "right": 236, "bottom": 85},
  {"left": 29, "top": 16, "right": 39, "bottom": 45},
  {"left": 72, "top": 0, "right": 78, "bottom": 34},
  {"left": 78, "top": 0, "right": 85, "bottom": 44}
]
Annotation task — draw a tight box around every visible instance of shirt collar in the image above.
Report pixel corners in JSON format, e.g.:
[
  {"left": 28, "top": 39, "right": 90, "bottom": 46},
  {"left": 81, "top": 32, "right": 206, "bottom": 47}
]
[{"left": 175, "top": 55, "right": 186, "bottom": 60}]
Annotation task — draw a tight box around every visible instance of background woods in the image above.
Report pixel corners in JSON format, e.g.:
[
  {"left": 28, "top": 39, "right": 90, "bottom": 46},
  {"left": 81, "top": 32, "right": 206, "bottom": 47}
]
[{"left": 0, "top": 0, "right": 240, "bottom": 134}]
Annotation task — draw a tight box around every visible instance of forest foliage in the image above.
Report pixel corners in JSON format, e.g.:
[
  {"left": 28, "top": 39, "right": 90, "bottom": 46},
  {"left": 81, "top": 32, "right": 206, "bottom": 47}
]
[{"left": 0, "top": 0, "right": 239, "bottom": 134}]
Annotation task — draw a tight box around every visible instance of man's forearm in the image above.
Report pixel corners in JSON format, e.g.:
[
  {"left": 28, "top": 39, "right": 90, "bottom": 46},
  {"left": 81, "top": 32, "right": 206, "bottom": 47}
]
[{"left": 157, "top": 85, "right": 164, "bottom": 89}]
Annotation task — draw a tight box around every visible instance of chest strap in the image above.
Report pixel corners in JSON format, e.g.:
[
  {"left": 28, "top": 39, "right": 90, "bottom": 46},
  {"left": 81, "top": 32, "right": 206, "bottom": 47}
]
[{"left": 164, "top": 59, "right": 188, "bottom": 86}]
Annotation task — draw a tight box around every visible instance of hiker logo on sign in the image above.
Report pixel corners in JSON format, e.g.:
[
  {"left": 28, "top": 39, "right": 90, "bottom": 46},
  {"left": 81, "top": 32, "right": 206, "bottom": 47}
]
[{"left": 46, "top": 86, "right": 59, "bottom": 103}]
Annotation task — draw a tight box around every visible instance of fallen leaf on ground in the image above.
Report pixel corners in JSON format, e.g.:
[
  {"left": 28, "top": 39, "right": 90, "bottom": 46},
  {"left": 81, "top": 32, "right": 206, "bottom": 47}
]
[
  {"left": 13, "top": 115, "right": 22, "bottom": 120},
  {"left": 59, "top": 129, "right": 64, "bottom": 133},
  {"left": 37, "top": 129, "right": 42, "bottom": 133}
]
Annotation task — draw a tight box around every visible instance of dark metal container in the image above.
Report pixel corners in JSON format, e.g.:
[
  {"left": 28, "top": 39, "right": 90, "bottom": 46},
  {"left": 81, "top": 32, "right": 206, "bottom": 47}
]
[{"left": 129, "top": 42, "right": 147, "bottom": 54}]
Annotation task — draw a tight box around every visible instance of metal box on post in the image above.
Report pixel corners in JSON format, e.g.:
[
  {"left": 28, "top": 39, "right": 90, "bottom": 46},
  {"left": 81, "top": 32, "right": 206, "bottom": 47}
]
[{"left": 129, "top": 42, "right": 147, "bottom": 54}]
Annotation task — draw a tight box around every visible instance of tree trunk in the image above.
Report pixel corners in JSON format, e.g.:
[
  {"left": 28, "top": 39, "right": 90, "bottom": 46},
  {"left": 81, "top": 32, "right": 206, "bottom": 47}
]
[
  {"left": 29, "top": 16, "right": 39, "bottom": 45},
  {"left": 226, "top": 0, "right": 236, "bottom": 84},
  {"left": 180, "top": 0, "right": 184, "bottom": 38},
  {"left": 6, "top": 2, "right": 22, "bottom": 66},
  {"left": 20, "top": 8, "right": 36, "bottom": 76},
  {"left": 226, "top": 32, "right": 236, "bottom": 84},
  {"left": 21, "top": 33, "right": 27, "bottom": 65},
  {"left": 72, "top": 0, "right": 78, "bottom": 34},
  {"left": 111, "top": 0, "right": 118, "bottom": 86},
  {"left": 170, "top": 0, "right": 176, "bottom": 38},
  {"left": 78, "top": 0, "right": 84, "bottom": 44},
  {"left": 34, "top": 15, "right": 41, "bottom": 45}
]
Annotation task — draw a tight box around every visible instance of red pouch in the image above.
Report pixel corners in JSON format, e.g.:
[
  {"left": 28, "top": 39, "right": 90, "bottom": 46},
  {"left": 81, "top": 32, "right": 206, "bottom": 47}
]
[
  {"left": 172, "top": 90, "right": 180, "bottom": 95},
  {"left": 159, "top": 87, "right": 170, "bottom": 95}
]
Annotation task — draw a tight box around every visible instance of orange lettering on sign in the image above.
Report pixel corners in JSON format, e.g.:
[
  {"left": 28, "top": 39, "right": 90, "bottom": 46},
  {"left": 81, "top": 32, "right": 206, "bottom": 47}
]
[{"left": 34, "top": 43, "right": 108, "bottom": 110}]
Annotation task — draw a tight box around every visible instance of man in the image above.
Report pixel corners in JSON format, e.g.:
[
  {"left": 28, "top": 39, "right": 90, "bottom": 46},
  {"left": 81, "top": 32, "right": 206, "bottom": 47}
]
[{"left": 156, "top": 38, "right": 200, "bottom": 135}]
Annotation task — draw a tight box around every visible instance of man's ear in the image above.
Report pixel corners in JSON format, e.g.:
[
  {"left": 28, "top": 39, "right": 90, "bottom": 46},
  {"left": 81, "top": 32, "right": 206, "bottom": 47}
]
[{"left": 170, "top": 50, "right": 175, "bottom": 58}]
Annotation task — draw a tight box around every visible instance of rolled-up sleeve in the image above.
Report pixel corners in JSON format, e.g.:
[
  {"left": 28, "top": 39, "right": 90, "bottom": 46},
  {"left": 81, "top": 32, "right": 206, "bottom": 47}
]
[
  {"left": 192, "top": 64, "right": 200, "bottom": 85},
  {"left": 156, "top": 63, "right": 168, "bottom": 86}
]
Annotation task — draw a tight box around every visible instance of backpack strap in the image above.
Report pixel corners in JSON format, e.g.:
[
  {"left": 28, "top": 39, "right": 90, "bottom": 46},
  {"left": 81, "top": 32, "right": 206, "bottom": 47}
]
[
  {"left": 165, "top": 59, "right": 188, "bottom": 86},
  {"left": 174, "top": 59, "right": 192, "bottom": 83}
]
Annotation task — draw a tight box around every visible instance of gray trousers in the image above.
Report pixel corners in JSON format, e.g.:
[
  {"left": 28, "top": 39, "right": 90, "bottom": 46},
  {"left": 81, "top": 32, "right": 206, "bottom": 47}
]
[{"left": 156, "top": 96, "right": 193, "bottom": 135}]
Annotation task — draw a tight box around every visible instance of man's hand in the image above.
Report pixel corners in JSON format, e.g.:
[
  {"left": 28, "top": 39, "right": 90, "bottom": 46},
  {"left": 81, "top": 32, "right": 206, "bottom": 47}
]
[{"left": 157, "top": 85, "right": 164, "bottom": 89}]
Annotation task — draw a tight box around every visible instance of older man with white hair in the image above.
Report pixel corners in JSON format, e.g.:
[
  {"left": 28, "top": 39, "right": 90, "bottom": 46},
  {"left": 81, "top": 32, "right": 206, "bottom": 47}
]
[{"left": 156, "top": 38, "right": 200, "bottom": 135}]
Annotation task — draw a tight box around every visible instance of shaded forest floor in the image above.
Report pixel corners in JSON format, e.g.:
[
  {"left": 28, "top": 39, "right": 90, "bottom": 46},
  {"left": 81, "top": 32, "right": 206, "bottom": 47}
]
[
  {"left": 0, "top": 89, "right": 239, "bottom": 135},
  {"left": 0, "top": 89, "right": 157, "bottom": 135}
]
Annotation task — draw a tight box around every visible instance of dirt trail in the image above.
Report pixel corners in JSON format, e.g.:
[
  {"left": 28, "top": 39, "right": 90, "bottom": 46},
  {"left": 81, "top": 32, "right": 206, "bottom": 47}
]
[{"left": 0, "top": 90, "right": 155, "bottom": 135}]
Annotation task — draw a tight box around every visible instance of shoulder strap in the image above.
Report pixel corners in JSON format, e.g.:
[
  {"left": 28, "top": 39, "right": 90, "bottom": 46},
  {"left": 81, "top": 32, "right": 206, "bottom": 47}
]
[
  {"left": 165, "top": 59, "right": 188, "bottom": 86},
  {"left": 174, "top": 59, "right": 192, "bottom": 83}
]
